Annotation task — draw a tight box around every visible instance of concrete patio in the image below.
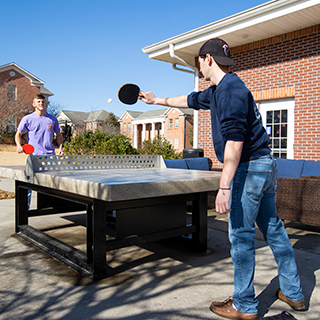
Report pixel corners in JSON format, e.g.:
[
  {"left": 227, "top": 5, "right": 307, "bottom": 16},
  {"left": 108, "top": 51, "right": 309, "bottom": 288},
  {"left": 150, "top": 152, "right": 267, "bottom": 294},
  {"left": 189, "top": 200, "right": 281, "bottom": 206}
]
[{"left": 0, "top": 177, "right": 319, "bottom": 320}]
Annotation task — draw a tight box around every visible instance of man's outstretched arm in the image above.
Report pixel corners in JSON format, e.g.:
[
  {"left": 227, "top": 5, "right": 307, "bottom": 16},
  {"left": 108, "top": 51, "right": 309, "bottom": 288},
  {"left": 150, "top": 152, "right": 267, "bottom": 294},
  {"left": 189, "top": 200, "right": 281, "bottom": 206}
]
[{"left": 140, "top": 91, "right": 189, "bottom": 108}]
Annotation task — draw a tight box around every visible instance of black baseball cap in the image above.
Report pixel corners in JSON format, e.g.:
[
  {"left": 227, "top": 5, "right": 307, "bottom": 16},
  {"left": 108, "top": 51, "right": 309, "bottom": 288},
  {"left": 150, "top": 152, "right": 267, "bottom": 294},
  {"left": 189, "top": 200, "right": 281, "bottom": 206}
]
[{"left": 199, "top": 38, "right": 236, "bottom": 67}]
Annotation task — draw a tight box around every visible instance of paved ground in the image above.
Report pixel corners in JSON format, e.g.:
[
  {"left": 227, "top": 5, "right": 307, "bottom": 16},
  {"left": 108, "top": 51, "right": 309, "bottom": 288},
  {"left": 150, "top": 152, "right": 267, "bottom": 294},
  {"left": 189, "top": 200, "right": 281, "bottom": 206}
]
[{"left": 0, "top": 177, "right": 319, "bottom": 320}]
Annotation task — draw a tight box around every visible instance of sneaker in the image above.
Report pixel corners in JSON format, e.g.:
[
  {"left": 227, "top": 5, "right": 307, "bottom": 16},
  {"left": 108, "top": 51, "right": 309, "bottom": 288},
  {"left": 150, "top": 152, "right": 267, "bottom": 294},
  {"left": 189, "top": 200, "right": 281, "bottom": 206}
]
[
  {"left": 276, "top": 289, "right": 306, "bottom": 311},
  {"left": 210, "top": 297, "right": 258, "bottom": 319}
]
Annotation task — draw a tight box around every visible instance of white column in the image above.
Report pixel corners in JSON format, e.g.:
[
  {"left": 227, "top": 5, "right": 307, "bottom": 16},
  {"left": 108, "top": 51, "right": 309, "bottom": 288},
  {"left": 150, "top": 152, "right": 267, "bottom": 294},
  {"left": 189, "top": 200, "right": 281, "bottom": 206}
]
[
  {"left": 193, "top": 71, "right": 200, "bottom": 148},
  {"left": 162, "top": 121, "right": 165, "bottom": 136},
  {"left": 133, "top": 124, "right": 138, "bottom": 148},
  {"left": 151, "top": 122, "right": 155, "bottom": 140},
  {"left": 142, "top": 123, "right": 146, "bottom": 141}
]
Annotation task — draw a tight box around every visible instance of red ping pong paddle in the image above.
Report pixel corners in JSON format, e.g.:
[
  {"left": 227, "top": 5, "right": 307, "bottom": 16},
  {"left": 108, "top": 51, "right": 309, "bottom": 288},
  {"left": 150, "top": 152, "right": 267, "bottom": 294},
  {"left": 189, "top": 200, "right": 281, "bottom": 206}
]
[
  {"left": 118, "top": 83, "right": 144, "bottom": 105},
  {"left": 22, "top": 144, "right": 34, "bottom": 154}
]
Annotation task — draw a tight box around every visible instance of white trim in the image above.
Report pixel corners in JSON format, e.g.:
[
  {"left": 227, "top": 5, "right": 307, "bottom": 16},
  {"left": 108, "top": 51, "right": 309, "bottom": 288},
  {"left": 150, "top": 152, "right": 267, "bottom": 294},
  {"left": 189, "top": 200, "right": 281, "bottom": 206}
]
[
  {"left": 259, "top": 99, "right": 295, "bottom": 159},
  {"left": 0, "top": 62, "right": 45, "bottom": 86},
  {"left": 143, "top": 0, "right": 320, "bottom": 65}
]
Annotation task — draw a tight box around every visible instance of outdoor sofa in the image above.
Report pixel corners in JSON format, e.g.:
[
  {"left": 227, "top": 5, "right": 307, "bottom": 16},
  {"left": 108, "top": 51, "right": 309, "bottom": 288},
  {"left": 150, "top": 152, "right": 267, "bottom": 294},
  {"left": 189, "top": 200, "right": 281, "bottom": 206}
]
[{"left": 276, "top": 158, "right": 320, "bottom": 226}]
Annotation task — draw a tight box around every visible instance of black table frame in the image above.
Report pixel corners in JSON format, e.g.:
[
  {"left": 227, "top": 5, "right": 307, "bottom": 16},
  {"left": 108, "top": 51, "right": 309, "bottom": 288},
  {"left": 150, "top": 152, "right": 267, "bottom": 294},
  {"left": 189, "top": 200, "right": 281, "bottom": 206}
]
[{"left": 15, "top": 180, "right": 208, "bottom": 280}]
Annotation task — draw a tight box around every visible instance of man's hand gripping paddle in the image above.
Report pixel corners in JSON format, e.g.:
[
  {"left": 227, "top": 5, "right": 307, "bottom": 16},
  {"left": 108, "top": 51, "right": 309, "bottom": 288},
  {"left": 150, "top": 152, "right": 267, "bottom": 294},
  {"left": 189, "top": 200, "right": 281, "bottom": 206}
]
[
  {"left": 22, "top": 144, "right": 34, "bottom": 155},
  {"left": 118, "top": 83, "right": 144, "bottom": 105}
]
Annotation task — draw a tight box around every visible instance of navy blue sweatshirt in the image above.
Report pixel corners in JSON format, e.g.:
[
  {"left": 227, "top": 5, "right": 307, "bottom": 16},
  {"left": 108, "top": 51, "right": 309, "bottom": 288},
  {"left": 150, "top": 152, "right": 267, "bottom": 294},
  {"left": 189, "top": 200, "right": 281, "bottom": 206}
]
[{"left": 187, "top": 72, "right": 270, "bottom": 163}]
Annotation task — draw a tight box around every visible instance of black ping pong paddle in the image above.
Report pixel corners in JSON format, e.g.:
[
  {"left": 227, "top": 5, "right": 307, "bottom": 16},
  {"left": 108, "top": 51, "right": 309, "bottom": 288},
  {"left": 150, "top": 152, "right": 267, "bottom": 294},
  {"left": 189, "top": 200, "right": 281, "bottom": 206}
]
[{"left": 118, "top": 83, "right": 144, "bottom": 105}]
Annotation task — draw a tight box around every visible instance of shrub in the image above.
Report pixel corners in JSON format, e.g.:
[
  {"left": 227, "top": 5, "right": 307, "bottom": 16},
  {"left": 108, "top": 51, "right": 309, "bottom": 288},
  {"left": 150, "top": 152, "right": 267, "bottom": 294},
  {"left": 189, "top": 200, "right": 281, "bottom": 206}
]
[
  {"left": 139, "top": 136, "right": 182, "bottom": 159},
  {"left": 63, "top": 131, "right": 182, "bottom": 159},
  {"left": 63, "top": 130, "right": 138, "bottom": 155},
  {"left": 0, "top": 131, "right": 26, "bottom": 145}
]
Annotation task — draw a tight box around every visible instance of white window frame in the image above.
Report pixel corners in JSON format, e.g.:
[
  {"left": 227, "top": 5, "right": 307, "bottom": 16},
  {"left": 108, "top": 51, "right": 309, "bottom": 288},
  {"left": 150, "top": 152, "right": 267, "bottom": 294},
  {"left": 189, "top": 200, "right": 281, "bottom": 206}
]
[
  {"left": 259, "top": 99, "right": 294, "bottom": 159},
  {"left": 174, "top": 138, "right": 179, "bottom": 149}
]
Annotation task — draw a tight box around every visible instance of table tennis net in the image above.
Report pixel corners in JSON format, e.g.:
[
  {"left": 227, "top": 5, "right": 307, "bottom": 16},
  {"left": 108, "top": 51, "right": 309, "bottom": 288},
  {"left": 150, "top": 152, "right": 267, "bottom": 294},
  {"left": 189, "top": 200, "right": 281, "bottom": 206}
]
[{"left": 25, "top": 154, "right": 166, "bottom": 174}]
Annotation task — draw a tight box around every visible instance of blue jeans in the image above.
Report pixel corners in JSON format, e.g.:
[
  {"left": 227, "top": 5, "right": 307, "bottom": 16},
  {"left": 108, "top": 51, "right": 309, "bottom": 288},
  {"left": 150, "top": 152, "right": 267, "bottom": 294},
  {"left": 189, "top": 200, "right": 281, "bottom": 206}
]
[{"left": 228, "top": 154, "right": 304, "bottom": 314}]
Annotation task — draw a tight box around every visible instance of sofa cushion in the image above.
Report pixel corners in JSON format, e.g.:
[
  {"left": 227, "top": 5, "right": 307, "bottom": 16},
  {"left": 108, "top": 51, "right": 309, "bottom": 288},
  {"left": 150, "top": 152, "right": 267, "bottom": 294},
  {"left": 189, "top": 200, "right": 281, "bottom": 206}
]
[
  {"left": 164, "top": 159, "right": 188, "bottom": 169},
  {"left": 185, "top": 157, "right": 210, "bottom": 171},
  {"left": 276, "top": 158, "right": 305, "bottom": 178},
  {"left": 302, "top": 160, "right": 320, "bottom": 176}
]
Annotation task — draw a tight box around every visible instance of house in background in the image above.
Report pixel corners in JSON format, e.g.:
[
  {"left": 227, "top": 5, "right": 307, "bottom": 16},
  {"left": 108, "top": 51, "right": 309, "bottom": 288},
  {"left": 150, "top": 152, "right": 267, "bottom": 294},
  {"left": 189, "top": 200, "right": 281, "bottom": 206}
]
[
  {"left": 142, "top": 0, "right": 320, "bottom": 168},
  {"left": 0, "top": 62, "right": 53, "bottom": 132},
  {"left": 119, "top": 107, "right": 193, "bottom": 152},
  {"left": 57, "top": 109, "right": 113, "bottom": 136}
]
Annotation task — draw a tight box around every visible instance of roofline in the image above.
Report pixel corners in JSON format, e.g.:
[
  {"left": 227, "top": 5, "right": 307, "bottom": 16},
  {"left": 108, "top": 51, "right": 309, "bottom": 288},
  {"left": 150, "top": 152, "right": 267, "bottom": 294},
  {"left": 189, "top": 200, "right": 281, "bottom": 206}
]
[
  {"left": 142, "top": 0, "right": 319, "bottom": 56},
  {"left": 163, "top": 107, "right": 194, "bottom": 116},
  {"left": 0, "top": 62, "right": 45, "bottom": 86}
]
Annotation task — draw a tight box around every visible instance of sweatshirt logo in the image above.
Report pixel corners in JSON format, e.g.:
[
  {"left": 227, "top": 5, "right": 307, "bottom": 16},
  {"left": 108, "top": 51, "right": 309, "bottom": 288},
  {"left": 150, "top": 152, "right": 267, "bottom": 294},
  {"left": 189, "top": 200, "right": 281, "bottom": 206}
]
[{"left": 48, "top": 125, "right": 53, "bottom": 130}]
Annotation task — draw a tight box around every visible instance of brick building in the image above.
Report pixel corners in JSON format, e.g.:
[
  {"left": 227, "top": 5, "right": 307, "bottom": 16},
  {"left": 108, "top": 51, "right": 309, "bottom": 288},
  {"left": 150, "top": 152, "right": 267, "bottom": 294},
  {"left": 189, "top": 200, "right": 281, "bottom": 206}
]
[
  {"left": 142, "top": 0, "right": 320, "bottom": 168},
  {"left": 119, "top": 107, "right": 193, "bottom": 152},
  {"left": 0, "top": 62, "right": 53, "bottom": 132},
  {"left": 57, "top": 109, "right": 114, "bottom": 136}
]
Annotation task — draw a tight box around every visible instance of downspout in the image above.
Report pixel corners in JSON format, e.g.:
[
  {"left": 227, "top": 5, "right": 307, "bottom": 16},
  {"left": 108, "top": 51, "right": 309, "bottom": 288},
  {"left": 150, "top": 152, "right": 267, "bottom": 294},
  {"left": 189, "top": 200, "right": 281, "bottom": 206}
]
[{"left": 169, "top": 43, "right": 199, "bottom": 149}]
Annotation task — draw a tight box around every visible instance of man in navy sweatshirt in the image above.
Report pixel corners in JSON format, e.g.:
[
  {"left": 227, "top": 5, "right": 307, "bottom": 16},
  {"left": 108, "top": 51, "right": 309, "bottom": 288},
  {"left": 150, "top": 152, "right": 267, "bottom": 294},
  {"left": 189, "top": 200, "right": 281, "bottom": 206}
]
[{"left": 140, "top": 38, "right": 305, "bottom": 319}]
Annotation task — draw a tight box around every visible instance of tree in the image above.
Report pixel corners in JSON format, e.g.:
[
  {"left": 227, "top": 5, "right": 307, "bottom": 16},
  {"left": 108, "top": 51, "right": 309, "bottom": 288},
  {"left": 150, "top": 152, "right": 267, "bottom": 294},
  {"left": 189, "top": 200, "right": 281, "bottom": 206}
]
[
  {"left": 61, "top": 120, "right": 73, "bottom": 144},
  {"left": 102, "top": 112, "right": 120, "bottom": 135},
  {"left": 46, "top": 100, "right": 63, "bottom": 117}
]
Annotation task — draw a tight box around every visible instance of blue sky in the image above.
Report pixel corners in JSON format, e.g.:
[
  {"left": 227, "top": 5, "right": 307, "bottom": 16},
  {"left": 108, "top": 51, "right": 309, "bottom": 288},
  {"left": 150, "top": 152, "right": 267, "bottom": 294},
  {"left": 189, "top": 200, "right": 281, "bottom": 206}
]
[{"left": 0, "top": 0, "right": 267, "bottom": 117}]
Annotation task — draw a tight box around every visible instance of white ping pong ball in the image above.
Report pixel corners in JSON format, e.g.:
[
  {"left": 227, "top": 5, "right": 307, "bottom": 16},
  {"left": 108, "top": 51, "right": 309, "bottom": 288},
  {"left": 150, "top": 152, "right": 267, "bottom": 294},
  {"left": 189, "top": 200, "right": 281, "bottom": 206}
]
[{"left": 108, "top": 98, "right": 113, "bottom": 103}]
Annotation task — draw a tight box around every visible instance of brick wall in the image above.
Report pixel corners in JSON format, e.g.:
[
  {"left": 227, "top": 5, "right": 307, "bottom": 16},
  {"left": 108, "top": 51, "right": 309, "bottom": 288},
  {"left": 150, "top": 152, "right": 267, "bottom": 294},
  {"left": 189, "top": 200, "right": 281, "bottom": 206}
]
[
  {"left": 198, "top": 24, "right": 320, "bottom": 168},
  {"left": 166, "top": 108, "right": 186, "bottom": 152},
  {"left": 121, "top": 113, "right": 134, "bottom": 141},
  {"left": 0, "top": 69, "right": 40, "bottom": 129}
]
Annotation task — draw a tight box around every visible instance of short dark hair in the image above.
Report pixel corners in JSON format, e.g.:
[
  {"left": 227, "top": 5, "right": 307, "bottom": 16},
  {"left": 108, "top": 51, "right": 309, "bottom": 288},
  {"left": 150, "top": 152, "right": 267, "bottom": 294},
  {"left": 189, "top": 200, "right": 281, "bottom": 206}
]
[{"left": 34, "top": 94, "right": 46, "bottom": 100}]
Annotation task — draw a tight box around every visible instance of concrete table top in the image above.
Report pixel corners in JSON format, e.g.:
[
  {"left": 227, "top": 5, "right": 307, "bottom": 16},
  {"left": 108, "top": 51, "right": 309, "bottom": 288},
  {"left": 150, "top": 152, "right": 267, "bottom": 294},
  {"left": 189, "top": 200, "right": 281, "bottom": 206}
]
[{"left": 0, "top": 165, "right": 221, "bottom": 202}]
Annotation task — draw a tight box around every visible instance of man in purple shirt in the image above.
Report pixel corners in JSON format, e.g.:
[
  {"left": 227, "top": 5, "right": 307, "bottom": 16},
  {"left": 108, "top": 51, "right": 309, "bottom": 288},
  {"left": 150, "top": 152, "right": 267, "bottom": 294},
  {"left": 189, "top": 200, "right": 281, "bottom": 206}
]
[
  {"left": 15, "top": 94, "right": 63, "bottom": 155},
  {"left": 15, "top": 94, "right": 63, "bottom": 208}
]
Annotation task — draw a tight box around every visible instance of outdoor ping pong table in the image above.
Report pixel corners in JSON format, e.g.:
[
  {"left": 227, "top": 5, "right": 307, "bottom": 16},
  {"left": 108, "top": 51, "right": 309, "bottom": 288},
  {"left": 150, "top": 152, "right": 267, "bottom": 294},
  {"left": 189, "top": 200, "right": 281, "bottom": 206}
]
[{"left": 0, "top": 154, "right": 221, "bottom": 280}]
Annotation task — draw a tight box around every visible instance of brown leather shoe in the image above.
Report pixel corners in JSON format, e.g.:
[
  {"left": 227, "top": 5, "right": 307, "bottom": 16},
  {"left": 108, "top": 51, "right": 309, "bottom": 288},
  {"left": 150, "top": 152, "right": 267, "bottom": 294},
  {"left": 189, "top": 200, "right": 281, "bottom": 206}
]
[
  {"left": 209, "top": 297, "right": 258, "bottom": 319},
  {"left": 276, "top": 289, "right": 306, "bottom": 311}
]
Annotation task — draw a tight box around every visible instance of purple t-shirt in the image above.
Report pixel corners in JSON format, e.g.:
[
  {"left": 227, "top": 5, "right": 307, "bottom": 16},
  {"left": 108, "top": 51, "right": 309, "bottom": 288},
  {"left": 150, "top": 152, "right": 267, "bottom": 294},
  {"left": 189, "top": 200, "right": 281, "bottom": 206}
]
[{"left": 17, "top": 112, "right": 61, "bottom": 155}]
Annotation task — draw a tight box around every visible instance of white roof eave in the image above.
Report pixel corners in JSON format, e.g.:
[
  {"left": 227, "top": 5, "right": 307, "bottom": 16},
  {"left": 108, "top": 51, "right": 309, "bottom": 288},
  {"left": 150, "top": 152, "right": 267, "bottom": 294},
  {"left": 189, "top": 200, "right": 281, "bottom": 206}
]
[{"left": 142, "top": 0, "right": 320, "bottom": 66}]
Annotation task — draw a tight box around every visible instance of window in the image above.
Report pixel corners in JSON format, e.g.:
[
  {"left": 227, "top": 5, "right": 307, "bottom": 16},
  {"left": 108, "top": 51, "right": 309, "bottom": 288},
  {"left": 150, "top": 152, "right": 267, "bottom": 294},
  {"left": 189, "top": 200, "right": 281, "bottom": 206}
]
[
  {"left": 6, "top": 116, "right": 16, "bottom": 132},
  {"left": 174, "top": 138, "right": 179, "bottom": 149},
  {"left": 175, "top": 118, "right": 179, "bottom": 128},
  {"left": 259, "top": 99, "right": 294, "bottom": 159},
  {"left": 128, "top": 123, "right": 131, "bottom": 131},
  {"left": 7, "top": 84, "right": 16, "bottom": 100},
  {"left": 168, "top": 138, "right": 173, "bottom": 145},
  {"left": 169, "top": 119, "right": 173, "bottom": 129},
  {"left": 158, "top": 123, "right": 162, "bottom": 130},
  {"left": 123, "top": 123, "right": 126, "bottom": 132}
]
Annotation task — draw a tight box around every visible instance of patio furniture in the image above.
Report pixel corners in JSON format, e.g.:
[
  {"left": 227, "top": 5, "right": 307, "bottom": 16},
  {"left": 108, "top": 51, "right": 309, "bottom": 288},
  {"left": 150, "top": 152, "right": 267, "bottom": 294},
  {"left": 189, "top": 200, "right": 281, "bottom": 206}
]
[{"left": 276, "top": 158, "right": 320, "bottom": 226}]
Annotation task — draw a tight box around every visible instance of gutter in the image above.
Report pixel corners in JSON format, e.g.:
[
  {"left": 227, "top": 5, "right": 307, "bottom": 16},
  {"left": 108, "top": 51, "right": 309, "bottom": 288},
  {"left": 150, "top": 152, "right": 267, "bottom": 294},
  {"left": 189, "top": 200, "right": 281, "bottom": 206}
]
[
  {"left": 169, "top": 44, "right": 200, "bottom": 149},
  {"left": 142, "top": 0, "right": 312, "bottom": 55}
]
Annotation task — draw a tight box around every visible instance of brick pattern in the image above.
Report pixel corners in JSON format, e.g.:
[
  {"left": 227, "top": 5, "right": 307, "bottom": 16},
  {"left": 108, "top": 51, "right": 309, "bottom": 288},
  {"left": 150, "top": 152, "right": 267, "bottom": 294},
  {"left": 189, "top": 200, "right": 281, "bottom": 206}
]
[
  {"left": 198, "top": 24, "right": 320, "bottom": 167},
  {"left": 252, "top": 87, "right": 295, "bottom": 101},
  {"left": 0, "top": 69, "right": 40, "bottom": 128}
]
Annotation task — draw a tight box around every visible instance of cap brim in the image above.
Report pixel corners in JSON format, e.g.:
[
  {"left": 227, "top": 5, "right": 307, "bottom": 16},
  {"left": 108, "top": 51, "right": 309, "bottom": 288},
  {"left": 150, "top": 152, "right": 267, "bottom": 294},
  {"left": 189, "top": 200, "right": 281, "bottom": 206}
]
[{"left": 213, "top": 56, "right": 236, "bottom": 67}]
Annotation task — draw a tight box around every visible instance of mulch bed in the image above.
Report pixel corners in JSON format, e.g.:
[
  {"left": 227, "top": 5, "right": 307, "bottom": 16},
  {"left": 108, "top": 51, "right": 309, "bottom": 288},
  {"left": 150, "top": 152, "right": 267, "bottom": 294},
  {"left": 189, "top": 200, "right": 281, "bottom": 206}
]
[{"left": 0, "top": 189, "right": 15, "bottom": 199}]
